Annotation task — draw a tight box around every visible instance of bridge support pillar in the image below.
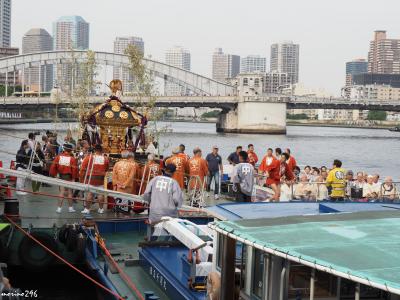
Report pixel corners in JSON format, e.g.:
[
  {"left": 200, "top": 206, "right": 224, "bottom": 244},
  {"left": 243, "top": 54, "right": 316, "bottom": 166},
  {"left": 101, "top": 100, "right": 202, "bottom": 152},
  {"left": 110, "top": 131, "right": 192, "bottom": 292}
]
[{"left": 217, "top": 101, "right": 287, "bottom": 134}]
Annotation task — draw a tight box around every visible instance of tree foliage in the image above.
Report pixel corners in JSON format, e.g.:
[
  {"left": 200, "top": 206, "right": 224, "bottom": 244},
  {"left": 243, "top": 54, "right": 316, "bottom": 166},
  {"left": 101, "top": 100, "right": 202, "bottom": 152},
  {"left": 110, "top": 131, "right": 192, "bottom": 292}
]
[
  {"left": 287, "top": 113, "right": 309, "bottom": 120},
  {"left": 201, "top": 110, "right": 220, "bottom": 118},
  {"left": 367, "top": 110, "right": 387, "bottom": 121},
  {"left": 124, "top": 44, "right": 170, "bottom": 150},
  {"left": 72, "top": 50, "right": 100, "bottom": 120},
  {"left": 0, "top": 85, "right": 22, "bottom": 96}
]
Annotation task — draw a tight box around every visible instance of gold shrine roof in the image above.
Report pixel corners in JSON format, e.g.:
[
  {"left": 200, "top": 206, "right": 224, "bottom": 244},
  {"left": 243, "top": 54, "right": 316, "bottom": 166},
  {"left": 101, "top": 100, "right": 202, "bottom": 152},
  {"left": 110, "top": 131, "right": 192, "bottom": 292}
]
[{"left": 91, "top": 98, "right": 142, "bottom": 127}]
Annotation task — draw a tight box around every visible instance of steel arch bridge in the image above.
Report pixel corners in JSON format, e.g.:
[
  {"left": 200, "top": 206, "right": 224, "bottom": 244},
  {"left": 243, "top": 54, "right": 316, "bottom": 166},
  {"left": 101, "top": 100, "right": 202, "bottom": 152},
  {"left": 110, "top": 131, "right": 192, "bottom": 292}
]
[{"left": 0, "top": 50, "right": 236, "bottom": 96}]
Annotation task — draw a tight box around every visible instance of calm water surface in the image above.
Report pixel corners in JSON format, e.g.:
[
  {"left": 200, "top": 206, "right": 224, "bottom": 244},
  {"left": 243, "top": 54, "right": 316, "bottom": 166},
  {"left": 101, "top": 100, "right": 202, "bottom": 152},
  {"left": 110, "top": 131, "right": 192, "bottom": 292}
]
[{"left": 0, "top": 121, "right": 399, "bottom": 179}]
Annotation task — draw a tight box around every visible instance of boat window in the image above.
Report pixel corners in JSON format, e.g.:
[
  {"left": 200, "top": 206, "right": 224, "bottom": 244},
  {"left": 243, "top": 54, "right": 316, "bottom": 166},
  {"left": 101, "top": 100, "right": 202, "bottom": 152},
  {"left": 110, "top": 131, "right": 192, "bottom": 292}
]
[
  {"left": 237, "top": 243, "right": 247, "bottom": 290},
  {"left": 340, "top": 279, "right": 389, "bottom": 299},
  {"left": 288, "top": 264, "right": 337, "bottom": 299},
  {"left": 251, "top": 249, "right": 264, "bottom": 299},
  {"left": 216, "top": 234, "right": 224, "bottom": 270}
]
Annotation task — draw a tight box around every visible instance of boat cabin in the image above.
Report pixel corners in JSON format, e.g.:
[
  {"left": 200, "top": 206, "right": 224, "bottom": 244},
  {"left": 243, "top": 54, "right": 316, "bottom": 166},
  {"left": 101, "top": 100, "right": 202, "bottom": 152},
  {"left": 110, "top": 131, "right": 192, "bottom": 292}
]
[{"left": 211, "top": 210, "right": 400, "bottom": 300}]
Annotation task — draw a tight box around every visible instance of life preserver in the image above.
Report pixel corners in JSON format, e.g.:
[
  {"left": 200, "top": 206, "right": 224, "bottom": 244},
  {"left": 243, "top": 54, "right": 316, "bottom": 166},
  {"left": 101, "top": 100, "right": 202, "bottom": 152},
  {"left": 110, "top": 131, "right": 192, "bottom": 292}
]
[{"left": 18, "top": 231, "right": 58, "bottom": 270}]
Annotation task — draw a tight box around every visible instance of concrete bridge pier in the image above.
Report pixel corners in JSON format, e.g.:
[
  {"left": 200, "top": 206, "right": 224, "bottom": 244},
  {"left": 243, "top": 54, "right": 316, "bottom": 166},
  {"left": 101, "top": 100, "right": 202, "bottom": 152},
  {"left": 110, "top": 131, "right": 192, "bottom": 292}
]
[{"left": 216, "top": 101, "right": 287, "bottom": 134}]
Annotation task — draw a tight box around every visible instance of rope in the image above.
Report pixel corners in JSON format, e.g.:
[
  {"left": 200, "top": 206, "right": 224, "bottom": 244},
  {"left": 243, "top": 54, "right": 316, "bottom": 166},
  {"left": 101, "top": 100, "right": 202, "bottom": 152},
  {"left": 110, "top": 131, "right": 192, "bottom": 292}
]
[
  {"left": 3, "top": 214, "right": 126, "bottom": 300},
  {"left": 95, "top": 226, "right": 145, "bottom": 300},
  {"left": 0, "top": 185, "right": 205, "bottom": 214},
  {"left": 4, "top": 214, "right": 147, "bottom": 221},
  {"left": 0, "top": 185, "right": 148, "bottom": 209}
]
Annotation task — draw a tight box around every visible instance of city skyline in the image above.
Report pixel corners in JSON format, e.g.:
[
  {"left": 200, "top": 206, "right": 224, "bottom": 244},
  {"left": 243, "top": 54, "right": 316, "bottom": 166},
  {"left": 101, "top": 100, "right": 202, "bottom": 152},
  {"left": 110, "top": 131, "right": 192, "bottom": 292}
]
[{"left": 9, "top": 0, "right": 400, "bottom": 95}]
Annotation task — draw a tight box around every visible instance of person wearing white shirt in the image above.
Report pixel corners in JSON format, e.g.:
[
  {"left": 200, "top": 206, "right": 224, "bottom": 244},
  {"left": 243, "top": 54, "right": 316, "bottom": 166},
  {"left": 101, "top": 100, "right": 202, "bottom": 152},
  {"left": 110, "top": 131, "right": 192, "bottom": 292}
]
[
  {"left": 363, "top": 175, "right": 380, "bottom": 199},
  {"left": 380, "top": 176, "right": 397, "bottom": 201}
]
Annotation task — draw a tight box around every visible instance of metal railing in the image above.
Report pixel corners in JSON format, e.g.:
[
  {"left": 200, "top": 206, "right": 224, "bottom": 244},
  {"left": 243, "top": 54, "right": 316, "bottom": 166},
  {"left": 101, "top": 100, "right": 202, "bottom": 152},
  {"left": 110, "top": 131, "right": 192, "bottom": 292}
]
[{"left": 252, "top": 180, "right": 400, "bottom": 202}]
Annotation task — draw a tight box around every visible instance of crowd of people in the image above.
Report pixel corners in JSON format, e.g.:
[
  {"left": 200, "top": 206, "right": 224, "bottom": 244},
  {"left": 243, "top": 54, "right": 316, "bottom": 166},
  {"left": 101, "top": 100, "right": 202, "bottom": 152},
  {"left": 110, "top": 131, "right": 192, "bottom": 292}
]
[
  {"left": 226, "top": 144, "right": 398, "bottom": 202},
  {"left": 13, "top": 132, "right": 399, "bottom": 219}
]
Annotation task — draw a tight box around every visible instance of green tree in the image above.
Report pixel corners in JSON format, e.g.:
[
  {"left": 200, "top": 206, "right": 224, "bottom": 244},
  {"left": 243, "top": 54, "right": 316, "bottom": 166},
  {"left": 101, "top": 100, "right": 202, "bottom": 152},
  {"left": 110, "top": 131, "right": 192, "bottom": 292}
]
[
  {"left": 125, "top": 44, "right": 171, "bottom": 151},
  {"left": 367, "top": 110, "right": 387, "bottom": 121},
  {"left": 72, "top": 50, "right": 100, "bottom": 121},
  {"left": 287, "top": 113, "right": 309, "bottom": 120},
  {"left": 0, "top": 85, "right": 22, "bottom": 96},
  {"left": 201, "top": 110, "right": 220, "bottom": 118}
]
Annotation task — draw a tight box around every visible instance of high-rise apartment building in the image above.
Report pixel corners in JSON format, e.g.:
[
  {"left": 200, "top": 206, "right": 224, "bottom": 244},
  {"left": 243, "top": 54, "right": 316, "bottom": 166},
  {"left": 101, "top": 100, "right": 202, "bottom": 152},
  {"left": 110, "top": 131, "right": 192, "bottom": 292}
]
[
  {"left": 0, "top": 0, "right": 11, "bottom": 47},
  {"left": 113, "top": 36, "right": 144, "bottom": 93},
  {"left": 270, "top": 41, "right": 299, "bottom": 84},
  {"left": 240, "top": 55, "right": 266, "bottom": 73},
  {"left": 53, "top": 15, "right": 89, "bottom": 50},
  {"left": 53, "top": 16, "right": 89, "bottom": 91},
  {"left": 22, "top": 28, "right": 53, "bottom": 92},
  {"left": 114, "top": 36, "right": 144, "bottom": 55},
  {"left": 212, "top": 48, "right": 240, "bottom": 83},
  {"left": 368, "top": 30, "right": 400, "bottom": 74},
  {"left": 263, "top": 72, "right": 291, "bottom": 93},
  {"left": 165, "top": 46, "right": 191, "bottom": 95}
]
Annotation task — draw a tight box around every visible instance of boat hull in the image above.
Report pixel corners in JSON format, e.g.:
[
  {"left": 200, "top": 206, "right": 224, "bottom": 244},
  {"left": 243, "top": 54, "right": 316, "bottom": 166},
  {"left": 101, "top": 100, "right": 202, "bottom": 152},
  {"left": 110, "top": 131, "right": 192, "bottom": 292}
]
[{"left": 139, "top": 246, "right": 206, "bottom": 300}]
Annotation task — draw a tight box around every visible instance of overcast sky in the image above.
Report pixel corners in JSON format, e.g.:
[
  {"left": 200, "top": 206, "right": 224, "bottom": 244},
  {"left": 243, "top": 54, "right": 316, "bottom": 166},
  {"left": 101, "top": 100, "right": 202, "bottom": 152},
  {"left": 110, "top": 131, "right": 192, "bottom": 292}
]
[{"left": 11, "top": 0, "right": 400, "bottom": 95}]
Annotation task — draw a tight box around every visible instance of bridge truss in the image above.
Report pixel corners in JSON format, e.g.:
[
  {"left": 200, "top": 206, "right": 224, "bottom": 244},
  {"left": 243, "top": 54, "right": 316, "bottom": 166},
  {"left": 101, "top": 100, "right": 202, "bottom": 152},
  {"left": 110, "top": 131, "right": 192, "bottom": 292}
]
[{"left": 0, "top": 50, "right": 236, "bottom": 96}]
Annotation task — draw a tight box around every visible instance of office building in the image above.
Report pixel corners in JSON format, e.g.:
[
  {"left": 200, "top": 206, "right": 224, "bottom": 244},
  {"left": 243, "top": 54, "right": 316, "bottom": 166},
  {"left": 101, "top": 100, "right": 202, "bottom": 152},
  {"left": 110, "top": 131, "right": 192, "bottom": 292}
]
[
  {"left": 344, "top": 59, "right": 368, "bottom": 98},
  {"left": 368, "top": 30, "right": 400, "bottom": 74},
  {"left": 113, "top": 36, "right": 144, "bottom": 93},
  {"left": 346, "top": 59, "right": 368, "bottom": 85},
  {"left": 240, "top": 55, "right": 266, "bottom": 73},
  {"left": 22, "top": 28, "right": 53, "bottom": 92},
  {"left": 0, "top": 0, "right": 11, "bottom": 47},
  {"left": 165, "top": 46, "right": 190, "bottom": 95},
  {"left": 352, "top": 73, "right": 400, "bottom": 88},
  {"left": 212, "top": 48, "right": 240, "bottom": 83},
  {"left": 270, "top": 41, "right": 299, "bottom": 84},
  {"left": 0, "top": 46, "right": 17, "bottom": 86}
]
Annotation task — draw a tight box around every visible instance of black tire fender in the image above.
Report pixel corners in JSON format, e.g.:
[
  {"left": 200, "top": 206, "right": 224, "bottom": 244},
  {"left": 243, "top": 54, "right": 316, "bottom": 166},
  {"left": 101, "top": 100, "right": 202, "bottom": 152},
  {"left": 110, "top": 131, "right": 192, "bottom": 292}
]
[
  {"left": 18, "top": 231, "right": 58, "bottom": 270},
  {"left": 75, "top": 233, "right": 86, "bottom": 261},
  {"left": 66, "top": 226, "right": 78, "bottom": 252}
]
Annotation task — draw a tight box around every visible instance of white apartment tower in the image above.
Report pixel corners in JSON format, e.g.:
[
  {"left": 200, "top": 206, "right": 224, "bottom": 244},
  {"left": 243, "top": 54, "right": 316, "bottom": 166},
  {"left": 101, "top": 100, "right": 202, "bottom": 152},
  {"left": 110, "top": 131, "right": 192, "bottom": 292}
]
[
  {"left": 113, "top": 36, "right": 144, "bottom": 93},
  {"left": 240, "top": 55, "right": 266, "bottom": 73},
  {"left": 270, "top": 41, "right": 299, "bottom": 84},
  {"left": 165, "top": 46, "right": 191, "bottom": 96}
]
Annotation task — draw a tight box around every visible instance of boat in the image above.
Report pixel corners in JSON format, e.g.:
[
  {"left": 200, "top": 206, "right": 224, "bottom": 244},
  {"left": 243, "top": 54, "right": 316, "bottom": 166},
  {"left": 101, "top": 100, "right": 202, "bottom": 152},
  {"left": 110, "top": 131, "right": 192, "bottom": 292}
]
[
  {"left": 0, "top": 79, "right": 219, "bottom": 299},
  {"left": 210, "top": 202, "right": 400, "bottom": 299}
]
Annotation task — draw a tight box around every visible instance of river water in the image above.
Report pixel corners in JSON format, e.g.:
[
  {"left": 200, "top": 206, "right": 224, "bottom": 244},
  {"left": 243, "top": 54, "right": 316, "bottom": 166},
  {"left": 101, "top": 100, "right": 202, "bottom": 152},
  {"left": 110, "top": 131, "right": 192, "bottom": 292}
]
[{"left": 0, "top": 121, "right": 399, "bottom": 180}]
